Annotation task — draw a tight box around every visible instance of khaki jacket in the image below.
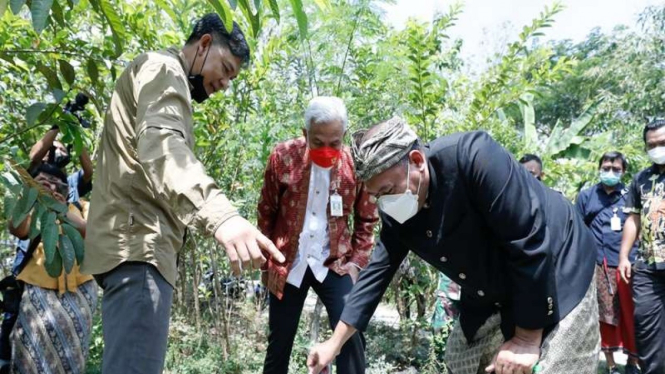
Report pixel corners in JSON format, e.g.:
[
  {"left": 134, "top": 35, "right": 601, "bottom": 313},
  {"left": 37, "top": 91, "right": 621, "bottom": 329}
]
[{"left": 82, "top": 48, "right": 238, "bottom": 286}]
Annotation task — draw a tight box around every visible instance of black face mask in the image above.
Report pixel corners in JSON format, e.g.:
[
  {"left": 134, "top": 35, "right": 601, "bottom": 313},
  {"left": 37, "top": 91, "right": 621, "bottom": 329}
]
[
  {"left": 48, "top": 146, "right": 71, "bottom": 169},
  {"left": 188, "top": 44, "right": 212, "bottom": 104}
]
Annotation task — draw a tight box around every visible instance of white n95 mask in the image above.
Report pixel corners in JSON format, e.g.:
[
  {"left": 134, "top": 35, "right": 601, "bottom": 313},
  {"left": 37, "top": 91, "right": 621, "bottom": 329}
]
[
  {"left": 377, "top": 161, "right": 421, "bottom": 224},
  {"left": 648, "top": 146, "right": 665, "bottom": 165}
]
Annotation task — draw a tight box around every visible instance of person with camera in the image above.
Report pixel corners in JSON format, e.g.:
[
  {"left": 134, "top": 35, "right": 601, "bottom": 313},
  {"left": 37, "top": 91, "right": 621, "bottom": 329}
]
[
  {"left": 7, "top": 163, "right": 97, "bottom": 374},
  {"left": 28, "top": 93, "right": 94, "bottom": 205},
  {"left": 0, "top": 93, "right": 94, "bottom": 373}
]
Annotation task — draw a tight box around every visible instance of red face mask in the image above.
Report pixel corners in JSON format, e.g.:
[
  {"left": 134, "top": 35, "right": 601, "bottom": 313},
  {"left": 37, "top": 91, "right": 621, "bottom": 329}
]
[{"left": 309, "top": 146, "right": 341, "bottom": 168}]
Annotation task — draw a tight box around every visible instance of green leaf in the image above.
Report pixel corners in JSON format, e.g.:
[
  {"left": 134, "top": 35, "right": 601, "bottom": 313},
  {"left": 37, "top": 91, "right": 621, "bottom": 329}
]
[
  {"left": 559, "top": 144, "right": 591, "bottom": 160},
  {"left": 51, "top": 0, "right": 64, "bottom": 26},
  {"left": 29, "top": 202, "right": 46, "bottom": 240},
  {"left": 71, "top": 128, "right": 83, "bottom": 155},
  {"left": 0, "top": 172, "right": 21, "bottom": 193},
  {"left": 30, "top": 0, "right": 54, "bottom": 34},
  {"left": 263, "top": 0, "right": 279, "bottom": 22},
  {"left": 44, "top": 249, "right": 63, "bottom": 277},
  {"left": 288, "top": 0, "right": 307, "bottom": 39},
  {"left": 95, "top": 0, "right": 125, "bottom": 58},
  {"left": 41, "top": 212, "right": 58, "bottom": 264},
  {"left": 153, "top": 0, "right": 177, "bottom": 23},
  {"left": 37, "top": 63, "right": 62, "bottom": 90},
  {"left": 58, "top": 60, "right": 76, "bottom": 86},
  {"left": 3, "top": 196, "right": 16, "bottom": 221},
  {"left": 26, "top": 102, "right": 47, "bottom": 126},
  {"left": 545, "top": 99, "right": 603, "bottom": 156},
  {"left": 35, "top": 104, "right": 59, "bottom": 125},
  {"left": 43, "top": 195, "right": 67, "bottom": 213},
  {"left": 312, "top": 0, "right": 329, "bottom": 11},
  {"left": 23, "top": 187, "right": 38, "bottom": 212},
  {"left": 12, "top": 185, "right": 35, "bottom": 227},
  {"left": 238, "top": 0, "right": 260, "bottom": 37},
  {"left": 62, "top": 223, "right": 84, "bottom": 264},
  {"left": 86, "top": 59, "right": 99, "bottom": 85},
  {"left": 58, "top": 233, "right": 75, "bottom": 273},
  {"left": 10, "top": 0, "right": 25, "bottom": 14},
  {"left": 0, "top": 0, "right": 8, "bottom": 16},
  {"left": 207, "top": 0, "right": 233, "bottom": 33},
  {"left": 52, "top": 89, "right": 66, "bottom": 103},
  {"left": 519, "top": 93, "right": 537, "bottom": 151},
  {"left": 0, "top": 51, "right": 13, "bottom": 64}
]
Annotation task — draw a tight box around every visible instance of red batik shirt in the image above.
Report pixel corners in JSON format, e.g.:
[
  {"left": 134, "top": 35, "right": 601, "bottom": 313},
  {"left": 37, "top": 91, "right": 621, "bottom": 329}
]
[{"left": 258, "top": 137, "right": 379, "bottom": 299}]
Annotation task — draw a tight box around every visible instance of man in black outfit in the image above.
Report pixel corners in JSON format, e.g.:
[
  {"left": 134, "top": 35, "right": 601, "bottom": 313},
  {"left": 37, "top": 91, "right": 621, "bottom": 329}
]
[{"left": 307, "top": 117, "right": 600, "bottom": 374}]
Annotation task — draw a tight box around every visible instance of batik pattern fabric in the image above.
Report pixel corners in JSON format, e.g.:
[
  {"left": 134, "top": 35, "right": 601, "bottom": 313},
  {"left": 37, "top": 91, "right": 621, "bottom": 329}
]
[
  {"left": 444, "top": 275, "right": 599, "bottom": 374},
  {"left": 351, "top": 116, "right": 418, "bottom": 181},
  {"left": 624, "top": 166, "right": 665, "bottom": 269},
  {"left": 258, "top": 137, "right": 378, "bottom": 299},
  {"left": 595, "top": 265, "right": 620, "bottom": 326},
  {"left": 11, "top": 281, "right": 98, "bottom": 374}
]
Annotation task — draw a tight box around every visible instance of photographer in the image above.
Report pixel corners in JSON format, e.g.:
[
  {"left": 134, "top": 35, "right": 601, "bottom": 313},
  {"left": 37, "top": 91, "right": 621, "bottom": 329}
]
[
  {"left": 28, "top": 93, "right": 94, "bottom": 204},
  {"left": 0, "top": 93, "right": 94, "bottom": 372},
  {"left": 8, "top": 163, "right": 96, "bottom": 374}
]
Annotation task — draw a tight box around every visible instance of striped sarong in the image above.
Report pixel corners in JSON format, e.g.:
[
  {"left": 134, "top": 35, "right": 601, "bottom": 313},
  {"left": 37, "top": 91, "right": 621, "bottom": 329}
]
[
  {"left": 445, "top": 274, "right": 600, "bottom": 374},
  {"left": 11, "top": 281, "right": 98, "bottom": 374}
]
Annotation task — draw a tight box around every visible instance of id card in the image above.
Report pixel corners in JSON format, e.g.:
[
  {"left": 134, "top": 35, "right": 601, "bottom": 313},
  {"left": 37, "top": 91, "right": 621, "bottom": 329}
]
[
  {"left": 611, "top": 214, "right": 621, "bottom": 231},
  {"left": 330, "top": 193, "right": 343, "bottom": 217}
]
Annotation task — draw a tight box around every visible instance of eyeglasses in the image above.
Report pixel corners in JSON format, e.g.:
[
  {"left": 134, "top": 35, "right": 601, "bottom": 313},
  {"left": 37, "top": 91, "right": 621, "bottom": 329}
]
[{"left": 35, "top": 174, "right": 68, "bottom": 196}]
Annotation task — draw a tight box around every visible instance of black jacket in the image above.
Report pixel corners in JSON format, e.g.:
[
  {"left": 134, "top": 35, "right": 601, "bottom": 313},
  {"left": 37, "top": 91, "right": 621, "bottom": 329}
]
[{"left": 340, "top": 131, "right": 596, "bottom": 342}]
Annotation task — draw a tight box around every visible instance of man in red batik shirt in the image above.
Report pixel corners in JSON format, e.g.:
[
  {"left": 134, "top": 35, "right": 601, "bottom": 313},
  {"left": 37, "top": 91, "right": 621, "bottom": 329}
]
[{"left": 258, "top": 96, "right": 378, "bottom": 374}]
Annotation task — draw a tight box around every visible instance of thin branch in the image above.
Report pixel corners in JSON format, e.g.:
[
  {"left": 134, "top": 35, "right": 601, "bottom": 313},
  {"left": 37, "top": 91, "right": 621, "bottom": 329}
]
[
  {"left": 2, "top": 49, "right": 115, "bottom": 64},
  {"left": 335, "top": 5, "right": 364, "bottom": 96},
  {"left": 0, "top": 98, "right": 65, "bottom": 145},
  {"left": 304, "top": 39, "right": 319, "bottom": 97}
]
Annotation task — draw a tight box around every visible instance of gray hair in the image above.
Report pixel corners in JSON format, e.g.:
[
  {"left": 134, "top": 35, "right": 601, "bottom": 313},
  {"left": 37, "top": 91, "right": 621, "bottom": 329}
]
[{"left": 304, "top": 96, "right": 348, "bottom": 132}]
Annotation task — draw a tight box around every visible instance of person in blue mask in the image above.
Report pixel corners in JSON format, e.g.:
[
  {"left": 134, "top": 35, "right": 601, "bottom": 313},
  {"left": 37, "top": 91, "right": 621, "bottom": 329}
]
[{"left": 575, "top": 152, "right": 641, "bottom": 374}]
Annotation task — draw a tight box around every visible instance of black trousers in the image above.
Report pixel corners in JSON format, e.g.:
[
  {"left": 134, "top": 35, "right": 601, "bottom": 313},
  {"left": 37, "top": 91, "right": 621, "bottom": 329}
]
[
  {"left": 633, "top": 264, "right": 665, "bottom": 374},
  {"left": 0, "top": 311, "right": 16, "bottom": 361},
  {"left": 263, "top": 268, "right": 365, "bottom": 374}
]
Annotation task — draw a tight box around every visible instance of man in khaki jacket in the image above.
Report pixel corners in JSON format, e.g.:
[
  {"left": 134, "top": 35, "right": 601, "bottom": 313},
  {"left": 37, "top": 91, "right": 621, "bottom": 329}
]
[{"left": 82, "top": 13, "right": 284, "bottom": 373}]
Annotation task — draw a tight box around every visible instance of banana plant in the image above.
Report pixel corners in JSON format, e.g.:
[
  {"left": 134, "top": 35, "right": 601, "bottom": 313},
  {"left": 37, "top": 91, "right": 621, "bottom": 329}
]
[
  {"left": 519, "top": 93, "right": 603, "bottom": 159},
  {"left": 518, "top": 94, "right": 607, "bottom": 197}
]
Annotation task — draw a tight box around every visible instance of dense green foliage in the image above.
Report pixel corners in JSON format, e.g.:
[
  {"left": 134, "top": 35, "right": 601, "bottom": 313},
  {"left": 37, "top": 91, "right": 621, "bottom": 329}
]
[{"left": 1, "top": 0, "right": 664, "bottom": 372}]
